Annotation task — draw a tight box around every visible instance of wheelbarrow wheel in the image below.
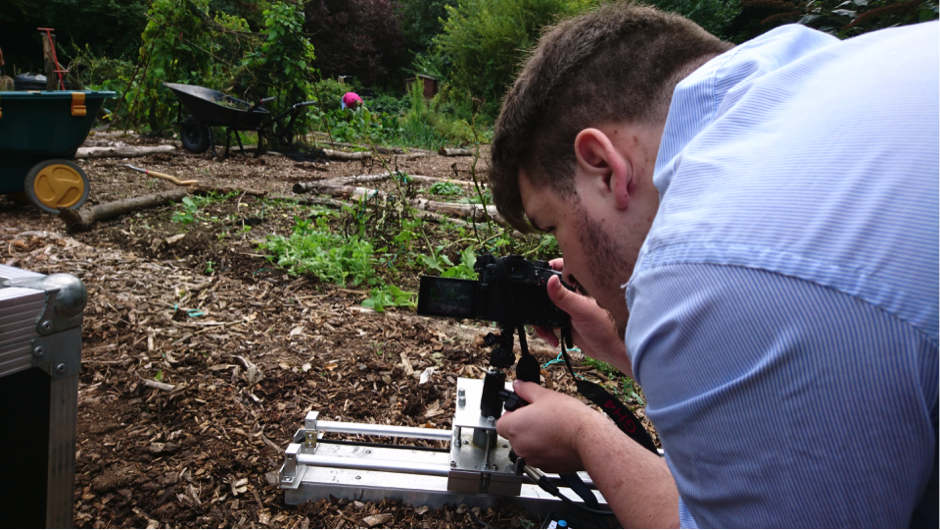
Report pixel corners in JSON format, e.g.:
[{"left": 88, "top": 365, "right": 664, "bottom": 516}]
[
  {"left": 24, "top": 160, "right": 90, "bottom": 214},
  {"left": 180, "top": 118, "right": 211, "bottom": 154}
]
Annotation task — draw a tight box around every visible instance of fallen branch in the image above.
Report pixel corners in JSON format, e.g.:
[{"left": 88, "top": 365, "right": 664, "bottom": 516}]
[
  {"left": 75, "top": 144, "right": 176, "bottom": 159},
  {"left": 438, "top": 147, "right": 473, "bottom": 157},
  {"left": 59, "top": 185, "right": 265, "bottom": 232},
  {"left": 294, "top": 174, "right": 480, "bottom": 194},
  {"left": 323, "top": 149, "right": 373, "bottom": 161},
  {"left": 142, "top": 379, "right": 176, "bottom": 392},
  {"left": 292, "top": 182, "right": 501, "bottom": 222},
  {"left": 59, "top": 189, "right": 189, "bottom": 233},
  {"left": 191, "top": 184, "right": 267, "bottom": 197}
]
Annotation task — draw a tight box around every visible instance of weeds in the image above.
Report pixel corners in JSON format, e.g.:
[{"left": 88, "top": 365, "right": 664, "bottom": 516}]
[
  {"left": 260, "top": 216, "right": 376, "bottom": 287},
  {"left": 584, "top": 358, "right": 646, "bottom": 406}
]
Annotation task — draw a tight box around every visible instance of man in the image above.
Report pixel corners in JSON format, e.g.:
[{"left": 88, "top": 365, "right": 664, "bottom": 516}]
[{"left": 489, "top": 2, "right": 938, "bottom": 527}]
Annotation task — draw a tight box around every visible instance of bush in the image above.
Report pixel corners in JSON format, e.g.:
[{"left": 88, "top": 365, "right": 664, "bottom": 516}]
[
  {"left": 649, "top": 0, "right": 741, "bottom": 40},
  {"left": 433, "top": 0, "right": 601, "bottom": 118}
]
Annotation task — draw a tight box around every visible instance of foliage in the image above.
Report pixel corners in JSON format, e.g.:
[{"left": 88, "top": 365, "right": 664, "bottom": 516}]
[
  {"left": 68, "top": 46, "right": 136, "bottom": 122},
  {"left": 260, "top": 216, "right": 377, "bottom": 286},
  {"left": 732, "top": 0, "right": 938, "bottom": 40},
  {"left": 171, "top": 192, "right": 236, "bottom": 225},
  {"left": 583, "top": 358, "right": 646, "bottom": 406},
  {"left": 428, "top": 181, "right": 464, "bottom": 196},
  {"left": 122, "top": 0, "right": 316, "bottom": 136},
  {"left": 238, "top": 1, "right": 317, "bottom": 141},
  {"left": 399, "top": 0, "right": 459, "bottom": 51},
  {"left": 303, "top": 0, "right": 408, "bottom": 87},
  {"left": 0, "top": 0, "right": 147, "bottom": 73},
  {"left": 362, "top": 284, "right": 418, "bottom": 312},
  {"left": 313, "top": 78, "right": 481, "bottom": 149},
  {"left": 433, "top": 0, "right": 601, "bottom": 118},
  {"left": 130, "top": 0, "right": 251, "bottom": 132},
  {"left": 313, "top": 78, "right": 349, "bottom": 112},
  {"left": 650, "top": 0, "right": 742, "bottom": 40}
]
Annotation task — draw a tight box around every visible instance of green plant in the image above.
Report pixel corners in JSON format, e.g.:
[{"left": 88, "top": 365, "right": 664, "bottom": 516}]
[
  {"left": 584, "top": 358, "right": 646, "bottom": 406},
  {"left": 427, "top": 181, "right": 464, "bottom": 196},
  {"left": 205, "top": 260, "right": 216, "bottom": 274},
  {"left": 172, "top": 196, "right": 200, "bottom": 224},
  {"left": 171, "top": 192, "right": 234, "bottom": 225},
  {"left": 361, "top": 284, "right": 418, "bottom": 312},
  {"left": 260, "top": 216, "right": 377, "bottom": 286}
]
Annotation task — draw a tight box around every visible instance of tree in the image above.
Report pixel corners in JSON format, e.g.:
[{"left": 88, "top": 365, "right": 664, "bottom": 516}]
[
  {"left": 303, "top": 0, "right": 407, "bottom": 87},
  {"left": 399, "top": 0, "right": 458, "bottom": 51}
]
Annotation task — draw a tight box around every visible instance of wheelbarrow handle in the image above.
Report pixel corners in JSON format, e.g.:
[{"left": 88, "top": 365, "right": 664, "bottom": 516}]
[{"left": 294, "top": 100, "right": 318, "bottom": 109}]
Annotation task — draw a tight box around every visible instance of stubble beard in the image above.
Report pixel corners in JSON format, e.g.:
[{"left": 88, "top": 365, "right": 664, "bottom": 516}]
[{"left": 576, "top": 204, "right": 632, "bottom": 342}]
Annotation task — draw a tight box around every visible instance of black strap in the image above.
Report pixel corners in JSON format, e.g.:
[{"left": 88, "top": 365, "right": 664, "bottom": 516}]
[
  {"left": 561, "top": 337, "right": 659, "bottom": 455},
  {"left": 559, "top": 473, "right": 601, "bottom": 510},
  {"left": 516, "top": 323, "right": 541, "bottom": 384}
]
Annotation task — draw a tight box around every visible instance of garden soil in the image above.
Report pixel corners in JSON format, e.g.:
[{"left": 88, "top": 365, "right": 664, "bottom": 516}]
[{"left": 0, "top": 133, "right": 653, "bottom": 529}]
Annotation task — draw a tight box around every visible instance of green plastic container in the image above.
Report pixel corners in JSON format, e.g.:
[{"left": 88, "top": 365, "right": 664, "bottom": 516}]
[{"left": 0, "top": 90, "right": 114, "bottom": 211}]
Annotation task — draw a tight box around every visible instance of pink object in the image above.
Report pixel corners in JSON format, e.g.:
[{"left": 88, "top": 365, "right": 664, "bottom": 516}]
[{"left": 342, "top": 92, "right": 363, "bottom": 109}]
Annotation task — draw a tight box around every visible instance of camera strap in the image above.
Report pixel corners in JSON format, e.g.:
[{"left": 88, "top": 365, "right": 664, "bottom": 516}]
[{"left": 558, "top": 336, "right": 659, "bottom": 455}]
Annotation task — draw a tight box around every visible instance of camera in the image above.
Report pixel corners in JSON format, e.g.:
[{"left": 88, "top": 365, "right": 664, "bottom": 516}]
[{"left": 417, "top": 254, "right": 569, "bottom": 329}]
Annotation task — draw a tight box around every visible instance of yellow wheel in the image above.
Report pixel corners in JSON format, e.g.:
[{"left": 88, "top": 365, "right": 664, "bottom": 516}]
[{"left": 24, "top": 160, "right": 90, "bottom": 214}]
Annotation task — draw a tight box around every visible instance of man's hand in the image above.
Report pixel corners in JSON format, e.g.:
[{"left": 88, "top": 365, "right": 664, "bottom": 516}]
[
  {"left": 498, "top": 380, "right": 681, "bottom": 528},
  {"left": 496, "top": 380, "right": 595, "bottom": 472},
  {"left": 536, "top": 259, "right": 633, "bottom": 376}
]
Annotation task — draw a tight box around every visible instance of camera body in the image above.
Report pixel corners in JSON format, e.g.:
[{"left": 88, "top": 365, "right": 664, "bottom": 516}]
[{"left": 417, "top": 254, "right": 569, "bottom": 328}]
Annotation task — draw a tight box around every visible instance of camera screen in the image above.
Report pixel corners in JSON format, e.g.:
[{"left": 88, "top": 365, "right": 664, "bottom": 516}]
[{"left": 417, "top": 277, "right": 478, "bottom": 319}]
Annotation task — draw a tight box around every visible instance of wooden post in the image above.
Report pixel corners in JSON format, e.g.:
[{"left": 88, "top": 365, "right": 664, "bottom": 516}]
[{"left": 41, "top": 33, "right": 55, "bottom": 91}]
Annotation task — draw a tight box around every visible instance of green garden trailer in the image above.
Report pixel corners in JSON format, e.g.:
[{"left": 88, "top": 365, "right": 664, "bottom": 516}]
[{"left": 0, "top": 90, "right": 114, "bottom": 213}]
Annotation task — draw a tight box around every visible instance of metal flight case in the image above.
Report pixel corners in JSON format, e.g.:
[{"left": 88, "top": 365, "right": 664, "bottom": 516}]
[{"left": 0, "top": 264, "right": 87, "bottom": 528}]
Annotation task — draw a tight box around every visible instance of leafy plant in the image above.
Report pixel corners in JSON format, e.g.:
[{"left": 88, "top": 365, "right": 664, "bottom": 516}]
[
  {"left": 427, "top": 181, "right": 464, "bottom": 196},
  {"left": 172, "top": 196, "right": 200, "bottom": 224},
  {"left": 584, "top": 358, "right": 646, "bottom": 406},
  {"left": 361, "top": 284, "right": 418, "bottom": 312},
  {"left": 260, "top": 216, "right": 377, "bottom": 286}
]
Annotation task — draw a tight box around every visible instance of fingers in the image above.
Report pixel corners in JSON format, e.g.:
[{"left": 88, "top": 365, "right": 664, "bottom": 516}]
[
  {"left": 549, "top": 258, "right": 564, "bottom": 271},
  {"left": 533, "top": 325, "right": 560, "bottom": 347},
  {"left": 547, "top": 275, "right": 593, "bottom": 314},
  {"left": 511, "top": 380, "right": 544, "bottom": 402}
]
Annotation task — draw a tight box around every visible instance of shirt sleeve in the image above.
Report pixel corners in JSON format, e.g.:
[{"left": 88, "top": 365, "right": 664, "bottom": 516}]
[{"left": 625, "top": 263, "right": 938, "bottom": 528}]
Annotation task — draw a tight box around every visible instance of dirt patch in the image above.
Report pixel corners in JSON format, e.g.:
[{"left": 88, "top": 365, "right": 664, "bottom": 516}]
[{"left": 0, "top": 137, "right": 651, "bottom": 528}]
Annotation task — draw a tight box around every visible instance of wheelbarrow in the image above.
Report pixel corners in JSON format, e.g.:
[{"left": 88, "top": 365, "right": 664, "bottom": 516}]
[
  {"left": 0, "top": 90, "right": 114, "bottom": 213},
  {"left": 164, "top": 82, "right": 316, "bottom": 157}
]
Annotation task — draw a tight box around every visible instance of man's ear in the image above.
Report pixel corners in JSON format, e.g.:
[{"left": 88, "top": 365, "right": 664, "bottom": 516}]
[{"left": 573, "top": 128, "right": 631, "bottom": 210}]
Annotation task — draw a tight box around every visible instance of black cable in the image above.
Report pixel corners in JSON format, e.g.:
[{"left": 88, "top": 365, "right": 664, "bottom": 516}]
[
  {"left": 527, "top": 467, "right": 616, "bottom": 517},
  {"left": 556, "top": 491, "right": 616, "bottom": 517}
]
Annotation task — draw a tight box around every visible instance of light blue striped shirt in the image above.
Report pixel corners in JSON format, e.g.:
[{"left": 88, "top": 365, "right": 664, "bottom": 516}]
[{"left": 625, "top": 22, "right": 938, "bottom": 527}]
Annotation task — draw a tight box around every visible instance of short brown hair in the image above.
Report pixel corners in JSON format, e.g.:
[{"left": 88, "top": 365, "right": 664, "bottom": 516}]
[{"left": 489, "top": 2, "right": 733, "bottom": 232}]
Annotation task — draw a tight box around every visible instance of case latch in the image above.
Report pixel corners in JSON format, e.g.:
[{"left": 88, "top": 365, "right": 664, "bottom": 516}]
[{"left": 70, "top": 92, "right": 86, "bottom": 117}]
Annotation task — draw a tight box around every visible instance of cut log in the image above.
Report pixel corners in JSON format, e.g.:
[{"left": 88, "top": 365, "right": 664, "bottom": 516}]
[
  {"left": 74, "top": 144, "right": 176, "bottom": 159},
  {"left": 323, "top": 149, "right": 373, "bottom": 161},
  {"left": 59, "top": 189, "right": 189, "bottom": 233},
  {"left": 438, "top": 147, "right": 473, "bottom": 157},
  {"left": 58, "top": 185, "right": 263, "bottom": 233},
  {"left": 294, "top": 174, "right": 481, "bottom": 194},
  {"left": 292, "top": 182, "right": 501, "bottom": 222},
  {"left": 192, "top": 184, "right": 267, "bottom": 197}
]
